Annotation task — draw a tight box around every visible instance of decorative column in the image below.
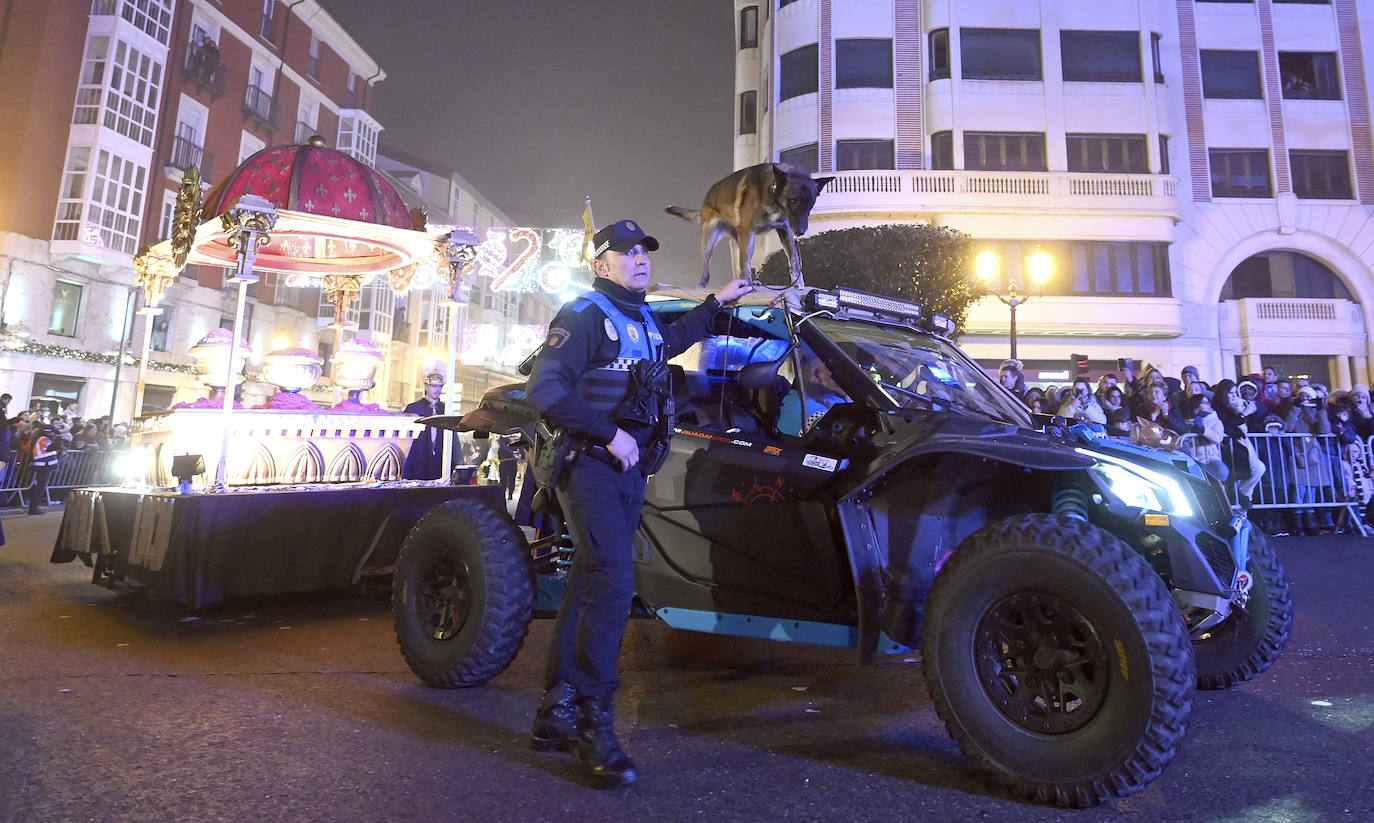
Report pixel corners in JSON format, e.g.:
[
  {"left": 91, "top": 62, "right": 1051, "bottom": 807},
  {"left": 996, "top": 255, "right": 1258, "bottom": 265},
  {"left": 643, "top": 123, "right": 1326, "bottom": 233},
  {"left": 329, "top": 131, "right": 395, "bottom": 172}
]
[
  {"left": 439, "top": 231, "right": 478, "bottom": 483},
  {"left": 214, "top": 194, "right": 278, "bottom": 491},
  {"left": 321, "top": 273, "right": 365, "bottom": 404},
  {"left": 131, "top": 250, "right": 179, "bottom": 414}
]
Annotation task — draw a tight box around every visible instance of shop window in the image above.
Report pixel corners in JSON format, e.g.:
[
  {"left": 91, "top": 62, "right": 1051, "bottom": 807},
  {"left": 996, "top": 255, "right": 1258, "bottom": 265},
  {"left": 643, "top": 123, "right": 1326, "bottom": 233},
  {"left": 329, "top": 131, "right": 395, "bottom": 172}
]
[{"left": 49, "top": 281, "right": 83, "bottom": 336}]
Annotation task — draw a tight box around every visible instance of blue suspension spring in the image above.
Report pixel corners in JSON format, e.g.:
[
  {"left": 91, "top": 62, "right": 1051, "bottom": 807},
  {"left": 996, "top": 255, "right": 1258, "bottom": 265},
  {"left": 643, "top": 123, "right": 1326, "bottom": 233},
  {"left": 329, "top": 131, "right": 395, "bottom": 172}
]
[{"left": 1052, "top": 487, "right": 1090, "bottom": 522}]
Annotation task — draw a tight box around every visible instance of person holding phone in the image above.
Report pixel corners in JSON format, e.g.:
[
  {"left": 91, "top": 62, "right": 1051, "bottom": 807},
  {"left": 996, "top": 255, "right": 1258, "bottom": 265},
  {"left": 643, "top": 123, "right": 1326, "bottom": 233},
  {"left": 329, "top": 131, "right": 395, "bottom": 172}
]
[{"left": 1056, "top": 376, "right": 1106, "bottom": 427}]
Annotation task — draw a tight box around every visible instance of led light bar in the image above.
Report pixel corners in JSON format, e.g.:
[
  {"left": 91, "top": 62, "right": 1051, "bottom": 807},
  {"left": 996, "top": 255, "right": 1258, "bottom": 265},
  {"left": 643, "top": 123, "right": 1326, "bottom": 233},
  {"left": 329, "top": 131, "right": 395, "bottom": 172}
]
[{"left": 803, "top": 287, "right": 953, "bottom": 334}]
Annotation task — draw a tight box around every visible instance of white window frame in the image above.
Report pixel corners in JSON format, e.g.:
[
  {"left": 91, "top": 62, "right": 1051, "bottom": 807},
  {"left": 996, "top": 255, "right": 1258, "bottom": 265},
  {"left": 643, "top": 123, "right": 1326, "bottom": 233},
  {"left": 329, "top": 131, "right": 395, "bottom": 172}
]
[
  {"left": 239, "top": 130, "right": 266, "bottom": 164},
  {"left": 158, "top": 188, "right": 177, "bottom": 240}
]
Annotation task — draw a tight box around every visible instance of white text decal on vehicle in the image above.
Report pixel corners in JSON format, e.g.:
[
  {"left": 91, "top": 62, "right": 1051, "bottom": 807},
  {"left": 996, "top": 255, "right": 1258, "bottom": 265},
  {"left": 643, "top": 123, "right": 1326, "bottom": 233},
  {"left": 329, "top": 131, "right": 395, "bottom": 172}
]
[{"left": 803, "top": 454, "right": 838, "bottom": 472}]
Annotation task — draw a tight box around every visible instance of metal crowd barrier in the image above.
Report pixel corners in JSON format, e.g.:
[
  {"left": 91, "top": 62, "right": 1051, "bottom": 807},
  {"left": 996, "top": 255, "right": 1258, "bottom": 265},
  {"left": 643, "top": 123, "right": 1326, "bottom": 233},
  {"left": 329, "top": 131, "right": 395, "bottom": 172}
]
[
  {"left": 0, "top": 449, "right": 125, "bottom": 509},
  {"left": 1223, "top": 431, "right": 1368, "bottom": 536}
]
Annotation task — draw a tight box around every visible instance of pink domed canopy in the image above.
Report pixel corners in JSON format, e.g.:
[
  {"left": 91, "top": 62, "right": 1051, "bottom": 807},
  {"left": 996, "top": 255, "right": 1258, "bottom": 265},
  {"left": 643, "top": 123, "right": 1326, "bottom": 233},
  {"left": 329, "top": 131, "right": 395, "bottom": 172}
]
[{"left": 202, "top": 141, "right": 411, "bottom": 228}]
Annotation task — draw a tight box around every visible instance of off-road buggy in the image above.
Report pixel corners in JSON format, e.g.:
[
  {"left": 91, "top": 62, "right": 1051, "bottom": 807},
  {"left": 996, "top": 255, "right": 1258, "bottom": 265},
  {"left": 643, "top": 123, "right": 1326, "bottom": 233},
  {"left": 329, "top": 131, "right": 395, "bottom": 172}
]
[{"left": 390, "top": 285, "right": 1292, "bottom": 807}]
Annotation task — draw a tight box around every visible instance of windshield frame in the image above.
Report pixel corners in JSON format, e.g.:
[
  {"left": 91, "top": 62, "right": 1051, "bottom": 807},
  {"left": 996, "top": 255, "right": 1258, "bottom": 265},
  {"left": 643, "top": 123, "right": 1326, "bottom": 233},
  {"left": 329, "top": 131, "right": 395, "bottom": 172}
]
[{"left": 799, "top": 316, "right": 1033, "bottom": 427}]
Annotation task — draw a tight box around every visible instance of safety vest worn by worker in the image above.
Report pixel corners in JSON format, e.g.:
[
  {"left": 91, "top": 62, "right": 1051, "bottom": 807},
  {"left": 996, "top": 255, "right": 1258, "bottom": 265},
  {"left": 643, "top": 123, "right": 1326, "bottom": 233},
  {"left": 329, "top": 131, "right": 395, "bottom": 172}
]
[{"left": 31, "top": 435, "right": 58, "bottom": 467}]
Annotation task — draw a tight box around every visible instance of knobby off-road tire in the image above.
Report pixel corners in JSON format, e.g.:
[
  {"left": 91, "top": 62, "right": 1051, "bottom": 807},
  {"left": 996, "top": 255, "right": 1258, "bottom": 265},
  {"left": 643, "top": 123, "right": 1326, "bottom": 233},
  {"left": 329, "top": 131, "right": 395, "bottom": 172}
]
[
  {"left": 392, "top": 499, "right": 534, "bottom": 688},
  {"left": 1193, "top": 528, "right": 1293, "bottom": 690},
  {"left": 922, "top": 514, "right": 1195, "bottom": 808}
]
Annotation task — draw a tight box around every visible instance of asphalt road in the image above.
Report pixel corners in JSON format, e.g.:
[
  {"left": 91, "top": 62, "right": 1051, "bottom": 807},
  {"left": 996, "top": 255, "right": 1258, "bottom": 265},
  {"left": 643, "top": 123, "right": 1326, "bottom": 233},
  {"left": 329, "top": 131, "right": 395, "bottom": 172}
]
[{"left": 1, "top": 508, "right": 1371, "bottom": 823}]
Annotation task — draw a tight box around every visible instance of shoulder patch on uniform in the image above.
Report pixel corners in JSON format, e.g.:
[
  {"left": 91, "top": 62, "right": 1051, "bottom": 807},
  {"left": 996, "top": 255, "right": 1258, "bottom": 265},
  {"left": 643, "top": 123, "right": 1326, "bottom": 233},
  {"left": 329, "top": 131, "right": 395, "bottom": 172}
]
[
  {"left": 545, "top": 328, "right": 571, "bottom": 349},
  {"left": 603, "top": 318, "right": 619, "bottom": 342}
]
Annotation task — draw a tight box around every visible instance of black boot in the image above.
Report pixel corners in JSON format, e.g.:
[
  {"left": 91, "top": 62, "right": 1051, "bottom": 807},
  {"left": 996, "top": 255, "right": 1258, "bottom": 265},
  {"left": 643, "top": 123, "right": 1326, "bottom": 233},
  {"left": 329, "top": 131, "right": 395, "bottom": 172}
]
[
  {"left": 1300, "top": 510, "right": 1321, "bottom": 537},
  {"left": 530, "top": 681, "right": 579, "bottom": 752},
  {"left": 575, "top": 694, "right": 637, "bottom": 788}
]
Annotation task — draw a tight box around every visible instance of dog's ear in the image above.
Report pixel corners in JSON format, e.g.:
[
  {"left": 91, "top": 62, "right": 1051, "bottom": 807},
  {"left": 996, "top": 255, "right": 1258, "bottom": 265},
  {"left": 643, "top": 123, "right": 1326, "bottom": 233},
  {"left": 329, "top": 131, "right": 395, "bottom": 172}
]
[
  {"left": 813, "top": 176, "right": 835, "bottom": 192},
  {"left": 771, "top": 164, "right": 789, "bottom": 193}
]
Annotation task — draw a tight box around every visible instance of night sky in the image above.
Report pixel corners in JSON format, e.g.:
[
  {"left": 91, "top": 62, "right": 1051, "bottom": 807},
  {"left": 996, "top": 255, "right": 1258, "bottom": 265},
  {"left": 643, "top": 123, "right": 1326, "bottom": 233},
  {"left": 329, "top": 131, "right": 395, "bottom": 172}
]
[{"left": 323, "top": 0, "right": 739, "bottom": 284}]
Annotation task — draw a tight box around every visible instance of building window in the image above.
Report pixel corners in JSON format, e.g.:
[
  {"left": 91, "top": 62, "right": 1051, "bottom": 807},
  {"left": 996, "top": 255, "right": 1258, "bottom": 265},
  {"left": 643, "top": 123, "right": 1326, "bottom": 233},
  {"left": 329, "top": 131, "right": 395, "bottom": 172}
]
[
  {"left": 338, "top": 111, "right": 380, "bottom": 166},
  {"left": 1209, "top": 149, "right": 1273, "bottom": 198},
  {"left": 75, "top": 37, "right": 164, "bottom": 148},
  {"left": 836, "top": 139, "right": 894, "bottom": 170},
  {"left": 55, "top": 148, "right": 146, "bottom": 255},
  {"left": 52, "top": 146, "right": 91, "bottom": 244},
  {"left": 963, "top": 132, "right": 1046, "bottom": 171},
  {"left": 929, "top": 29, "right": 950, "bottom": 81},
  {"left": 739, "top": 90, "right": 757, "bottom": 135},
  {"left": 1067, "top": 242, "right": 1172, "bottom": 296},
  {"left": 158, "top": 189, "right": 176, "bottom": 240},
  {"left": 931, "top": 131, "right": 953, "bottom": 170},
  {"left": 114, "top": 0, "right": 173, "bottom": 45},
  {"left": 779, "top": 142, "right": 819, "bottom": 172},
  {"left": 1290, "top": 150, "right": 1353, "bottom": 199},
  {"left": 1158, "top": 134, "right": 1170, "bottom": 174},
  {"left": 836, "top": 39, "right": 893, "bottom": 89},
  {"left": 1151, "top": 33, "right": 1164, "bottom": 83},
  {"left": 1060, "top": 31, "right": 1141, "bottom": 83},
  {"left": 780, "top": 44, "right": 819, "bottom": 100},
  {"left": 1066, "top": 134, "right": 1148, "bottom": 173},
  {"left": 961, "top": 29, "right": 1041, "bottom": 81},
  {"left": 239, "top": 130, "right": 266, "bottom": 163},
  {"left": 1200, "top": 50, "right": 1262, "bottom": 99},
  {"left": 779, "top": 0, "right": 801, "bottom": 7},
  {"left": 739, "top": 6, "right": 758, "bottom": 49},
  {"left": 308, "top": 36, "right": 321, "bottom": 78},
  {"left": 49, "top": 281, "right": 84, "bottom": 336},
  {"left": 1279, "top": 52, "right": 1341, "bottom": 100},
  {"left": 260, "top": 0, "right": 275, "bottom": 41}
]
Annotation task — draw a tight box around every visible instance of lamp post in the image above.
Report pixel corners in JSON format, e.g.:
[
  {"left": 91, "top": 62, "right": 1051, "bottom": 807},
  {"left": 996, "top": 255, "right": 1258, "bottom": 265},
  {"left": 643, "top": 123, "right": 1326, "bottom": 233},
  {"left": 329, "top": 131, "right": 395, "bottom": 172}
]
[
  {"left": 439, "top": 231, "right": 477, "bottom": 484},
  {"left": 215, "top": 194, "right": 278, "bottom": 491},
  {"left": 975, "top": 249, "right": 1053, "bottom": 361}
]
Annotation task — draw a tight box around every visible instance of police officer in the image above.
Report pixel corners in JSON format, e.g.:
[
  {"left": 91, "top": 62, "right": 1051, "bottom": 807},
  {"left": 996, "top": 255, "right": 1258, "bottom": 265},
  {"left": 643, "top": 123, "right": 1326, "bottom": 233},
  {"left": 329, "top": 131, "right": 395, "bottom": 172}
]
[
  {"left": 526, "top": 219, "right": 753, "bottom": 787},
  {"left": 401, "top": 373, "right": 447, "bottom": 480}
]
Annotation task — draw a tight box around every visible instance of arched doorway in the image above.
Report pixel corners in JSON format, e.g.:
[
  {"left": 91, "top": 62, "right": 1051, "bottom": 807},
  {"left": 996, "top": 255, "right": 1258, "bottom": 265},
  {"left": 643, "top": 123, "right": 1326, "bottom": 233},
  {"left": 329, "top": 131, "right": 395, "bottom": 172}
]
[{"left": 1218, "top": 251, "right": 1365, "bottom": 389}]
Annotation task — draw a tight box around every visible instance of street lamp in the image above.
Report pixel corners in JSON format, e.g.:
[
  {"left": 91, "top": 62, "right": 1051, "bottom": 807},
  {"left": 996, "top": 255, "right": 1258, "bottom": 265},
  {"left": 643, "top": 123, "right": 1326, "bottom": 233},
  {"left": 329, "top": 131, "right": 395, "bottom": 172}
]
[{"left": 975, "top": 248, "right": 1053, "bottom": 361}]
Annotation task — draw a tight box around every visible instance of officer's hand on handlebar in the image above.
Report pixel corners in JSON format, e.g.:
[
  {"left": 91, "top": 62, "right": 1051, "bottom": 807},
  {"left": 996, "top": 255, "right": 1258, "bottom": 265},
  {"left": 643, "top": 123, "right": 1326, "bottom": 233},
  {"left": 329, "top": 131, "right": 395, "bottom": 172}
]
[
  {"left": 606, "top": 428, "right": 640, "bottom": 473},
  {"left": 715, "top": 278, "right": 756, "bottom": 304}
]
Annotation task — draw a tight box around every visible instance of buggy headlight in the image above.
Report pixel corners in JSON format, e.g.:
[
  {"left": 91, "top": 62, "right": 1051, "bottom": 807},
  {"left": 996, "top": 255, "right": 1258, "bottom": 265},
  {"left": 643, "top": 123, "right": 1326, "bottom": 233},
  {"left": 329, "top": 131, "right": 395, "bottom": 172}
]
[{"left": 1077, "top": 448, "right": 1194, "bottom": 518}]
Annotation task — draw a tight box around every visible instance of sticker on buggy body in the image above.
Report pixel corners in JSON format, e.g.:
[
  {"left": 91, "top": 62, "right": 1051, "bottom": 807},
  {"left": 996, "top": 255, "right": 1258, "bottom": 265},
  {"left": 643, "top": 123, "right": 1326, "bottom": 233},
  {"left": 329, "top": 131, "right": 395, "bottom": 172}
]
[{"left": 802, "top": 454, "right": 838, "bottom": 472}]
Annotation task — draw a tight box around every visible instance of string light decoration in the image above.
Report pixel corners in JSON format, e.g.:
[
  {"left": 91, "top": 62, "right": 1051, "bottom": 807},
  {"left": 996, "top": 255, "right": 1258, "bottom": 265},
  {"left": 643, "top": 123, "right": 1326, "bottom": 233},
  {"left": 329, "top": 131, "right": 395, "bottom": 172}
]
[{"left": 7, "top": 341, "right": 203, "bottom": 375}]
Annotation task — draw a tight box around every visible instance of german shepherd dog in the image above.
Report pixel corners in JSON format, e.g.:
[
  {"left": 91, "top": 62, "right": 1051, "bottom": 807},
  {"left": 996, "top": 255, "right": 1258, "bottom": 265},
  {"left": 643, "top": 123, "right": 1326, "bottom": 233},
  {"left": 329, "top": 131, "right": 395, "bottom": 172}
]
[{"left": 667, "top": 163, "right": 833, "bottom": 288}]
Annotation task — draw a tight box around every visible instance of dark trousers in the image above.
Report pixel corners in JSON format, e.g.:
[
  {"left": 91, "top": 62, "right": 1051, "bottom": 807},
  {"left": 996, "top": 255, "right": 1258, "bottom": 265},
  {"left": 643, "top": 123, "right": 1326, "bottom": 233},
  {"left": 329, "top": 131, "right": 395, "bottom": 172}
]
[
  {"left": 545, "top": 456, "right": 645, "bottom": 699},
  {"left": 28, "top": 464, "right": 51, "bottom": 514}
]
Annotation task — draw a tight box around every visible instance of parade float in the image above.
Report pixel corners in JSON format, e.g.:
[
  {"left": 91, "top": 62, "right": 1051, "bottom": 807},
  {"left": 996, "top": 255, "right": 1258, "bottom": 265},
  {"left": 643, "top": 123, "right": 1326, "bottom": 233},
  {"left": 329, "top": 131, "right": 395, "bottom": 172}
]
[{"left": 51, "top": 139, "right": 506, "bottom": 609}]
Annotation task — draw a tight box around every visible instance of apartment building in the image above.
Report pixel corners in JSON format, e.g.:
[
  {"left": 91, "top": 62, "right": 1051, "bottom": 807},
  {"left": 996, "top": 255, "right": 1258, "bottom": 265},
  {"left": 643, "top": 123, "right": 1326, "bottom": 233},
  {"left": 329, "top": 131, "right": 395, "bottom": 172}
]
[
  {"left": 734, "top": 0, "right": 1374, "bottom": 388},
  {"left": 0, "top": 0, "right": 394, "bottom": 418}
]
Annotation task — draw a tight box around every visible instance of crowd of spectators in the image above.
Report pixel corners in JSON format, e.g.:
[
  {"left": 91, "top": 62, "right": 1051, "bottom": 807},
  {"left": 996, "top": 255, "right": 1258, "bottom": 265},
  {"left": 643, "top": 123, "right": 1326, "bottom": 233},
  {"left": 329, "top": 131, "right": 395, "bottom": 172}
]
[
  {"left": 0, "top": 395, "right": 132, "bottom": 509},
  {"left": 996, "top": 360, "right": 1374, "bottom": 536}
]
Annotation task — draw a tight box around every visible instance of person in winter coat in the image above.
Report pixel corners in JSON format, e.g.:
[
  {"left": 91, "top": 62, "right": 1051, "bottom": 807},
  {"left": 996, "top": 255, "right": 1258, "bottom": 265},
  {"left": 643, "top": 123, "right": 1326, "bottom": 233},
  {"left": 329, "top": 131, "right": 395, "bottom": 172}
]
[
  {"left": 1180, "top": 393, "right": 1228, "bottom": 482},
  {"left": 1212, "top": 379, "right": 1267, "bottom": 508},
  {"left": 1100, "top": 385, "right": 1131, "bottom": 437},
  {"left": 998, "top": 359, "right": 1026, "bottom": 400},
  {"left": 1285, "top": 386, "right": 1335, "bottom": 534},
  {"left": 1056, "top": 377, "right": 1107, "bottom": 429}
]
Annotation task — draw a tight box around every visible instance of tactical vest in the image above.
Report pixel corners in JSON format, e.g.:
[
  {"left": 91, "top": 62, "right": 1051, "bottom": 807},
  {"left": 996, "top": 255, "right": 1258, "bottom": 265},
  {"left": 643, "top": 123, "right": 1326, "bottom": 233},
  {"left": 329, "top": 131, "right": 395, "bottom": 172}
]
[{"left": 570, "top": 291, "right": 665, "bottom": 418}]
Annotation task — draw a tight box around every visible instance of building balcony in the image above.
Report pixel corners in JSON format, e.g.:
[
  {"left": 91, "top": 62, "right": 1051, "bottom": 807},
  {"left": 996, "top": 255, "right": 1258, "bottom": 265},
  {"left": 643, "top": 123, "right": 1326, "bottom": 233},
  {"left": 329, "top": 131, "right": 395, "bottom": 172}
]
[
  {"left": 243, "top": 85, "right": 277, "bottom": 130},
  {"left": 164, "top": 135, "right": 212, "bottom": 180},
  {"left": 182, "top": 43, "right": 226, "bottom": 98},
  {"left": 1220, "top": 298, "right": 1366, "bottom": 355},
  {"left": 813, "top": 170, "right": 1182, "bottom": 224},
  {"left": 294, "top": 120, "right": 318, "bottom": 144}
]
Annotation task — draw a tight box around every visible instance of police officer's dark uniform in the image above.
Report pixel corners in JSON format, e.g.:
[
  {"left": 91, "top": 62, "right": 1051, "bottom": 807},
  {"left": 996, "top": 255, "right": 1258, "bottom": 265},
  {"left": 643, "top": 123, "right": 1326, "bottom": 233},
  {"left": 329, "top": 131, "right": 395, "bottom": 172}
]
[{"left": 525, "top": 219, "right": 752, "bottom": 787}]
